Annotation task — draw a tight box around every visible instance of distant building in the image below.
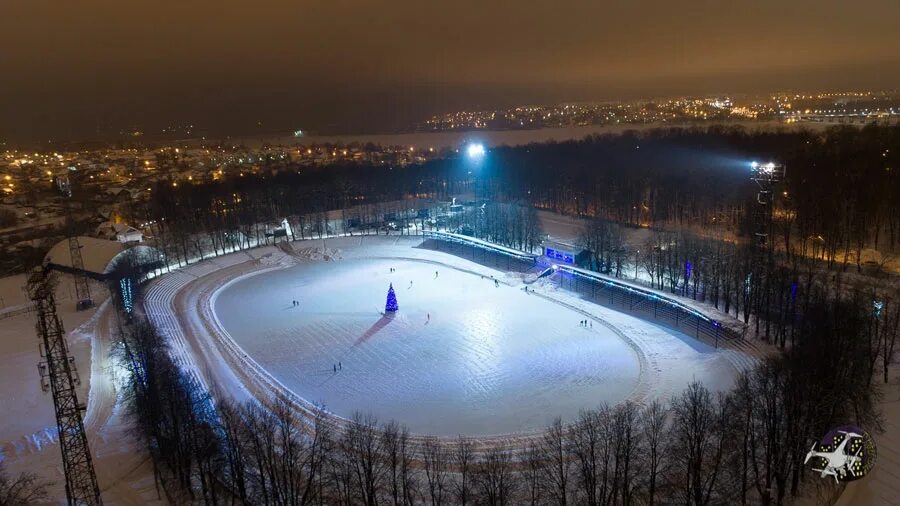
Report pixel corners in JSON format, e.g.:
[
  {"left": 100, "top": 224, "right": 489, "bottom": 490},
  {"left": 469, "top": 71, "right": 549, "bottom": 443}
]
[{"left": 96, "top": 221, "right": 144, "bottom": 243}]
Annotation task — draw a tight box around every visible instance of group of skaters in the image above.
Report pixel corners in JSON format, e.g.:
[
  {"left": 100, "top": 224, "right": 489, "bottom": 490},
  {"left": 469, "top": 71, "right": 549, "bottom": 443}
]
[
  {"left": 480, "top": 274, "right": 500, "bottom": 287},
  {"left": 579, "top": 319, "right": 593, "bottom": 328},
  {"left": 333, "top": 361, "right": 342, "bottom": 373},
  {"left": 388, "top": 268, "right": 440, "bottom": 288},
  {"left": 291, "top": 300, "right": 300, "bottom": 307}
]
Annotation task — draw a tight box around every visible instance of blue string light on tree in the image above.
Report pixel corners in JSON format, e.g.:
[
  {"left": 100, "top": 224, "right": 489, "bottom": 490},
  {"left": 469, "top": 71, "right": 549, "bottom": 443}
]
[
  {"left": 119, "top": 277, "right": 134, "bottom": 314},
  {"left": 385, "top": 283, "right": 399, "bottom": 313}
]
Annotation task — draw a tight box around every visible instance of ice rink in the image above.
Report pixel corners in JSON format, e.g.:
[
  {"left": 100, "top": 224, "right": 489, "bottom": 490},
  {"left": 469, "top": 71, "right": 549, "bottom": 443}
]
[{"left": 215, "top": 257, "right": 644, "bottom": 435}]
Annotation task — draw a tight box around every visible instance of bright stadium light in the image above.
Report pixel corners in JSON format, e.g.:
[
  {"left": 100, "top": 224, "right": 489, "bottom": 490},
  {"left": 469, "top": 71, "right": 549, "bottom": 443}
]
[{"left": 466, "top": 143, "right": 486, "bottom": 159}]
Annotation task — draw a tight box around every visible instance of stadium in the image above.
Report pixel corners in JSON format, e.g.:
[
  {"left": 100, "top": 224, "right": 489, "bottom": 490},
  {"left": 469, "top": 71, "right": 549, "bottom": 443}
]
[{"left": 141, "top": 232, "right": 763, "bottom": 442}]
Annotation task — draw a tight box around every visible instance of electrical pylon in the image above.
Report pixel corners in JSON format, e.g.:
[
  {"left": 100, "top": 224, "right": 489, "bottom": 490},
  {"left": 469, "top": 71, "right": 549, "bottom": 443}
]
[{"left": 28, "top": 267, "right": 103, "bottom": 506}]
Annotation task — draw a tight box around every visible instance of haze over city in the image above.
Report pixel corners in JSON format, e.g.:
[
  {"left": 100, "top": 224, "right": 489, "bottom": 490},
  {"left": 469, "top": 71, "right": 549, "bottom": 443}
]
[{"left": 2, "top": 0, "right": 900, "bottom": 143}]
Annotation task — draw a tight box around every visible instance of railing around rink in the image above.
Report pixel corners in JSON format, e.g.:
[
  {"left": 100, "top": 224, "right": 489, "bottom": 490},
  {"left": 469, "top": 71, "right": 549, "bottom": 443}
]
[
  {"left": 551, "top": 264, "right": 743, "bottom": 348},
  {"left": 420, "top": 231, "right": 539, "bottom": 272},
  {"left": 419, "top": 231, "right": 743, "bottom": 348}
]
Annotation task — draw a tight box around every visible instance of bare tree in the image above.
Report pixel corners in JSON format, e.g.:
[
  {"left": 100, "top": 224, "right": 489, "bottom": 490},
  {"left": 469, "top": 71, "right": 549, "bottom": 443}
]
[
  {"left": 668, "top": 382, "right": 728, "bottom": 506},
  {"left": 345, "top": 412, "right": 387, "bottom": 506},
  {"left": 453, "top": 437, "right": 475, "bottom": 505},
  {"left": 0, "top": 464, "right": 49, "bottom": 506},
  {"left": 422, "top": 437, "right": 449, "bottom": 506},
  {"left": 540, "top": 418, "right": 571, "bottom": 506},
  {"left": 473, "top": 447, "right": 518, "bottom": 506},
  {"left": 638, "top": 399, "right": 668, "bottom": 506},
  {"left": 570, "top": 409, "right": 605, "bottom": 506}
]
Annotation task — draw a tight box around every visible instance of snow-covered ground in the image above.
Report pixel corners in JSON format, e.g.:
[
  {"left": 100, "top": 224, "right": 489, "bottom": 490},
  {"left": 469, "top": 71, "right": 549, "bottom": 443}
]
[
  {"left": 216, "top": 257, "right": 641, "bottom": 435},
  {"left": 208, "top": 236, "right": 740, "bottom": 436},
  {"left": 0, "top": 232, "right": 755, "bottom": 502},
  {"left": 0, "top": 275, "right": 164, "bottom": 505}
]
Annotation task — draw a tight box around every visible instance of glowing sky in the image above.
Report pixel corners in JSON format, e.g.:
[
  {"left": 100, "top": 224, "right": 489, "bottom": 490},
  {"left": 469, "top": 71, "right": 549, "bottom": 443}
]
[{"left": 2, "top": 0, "right": 898, "bottom": 142}]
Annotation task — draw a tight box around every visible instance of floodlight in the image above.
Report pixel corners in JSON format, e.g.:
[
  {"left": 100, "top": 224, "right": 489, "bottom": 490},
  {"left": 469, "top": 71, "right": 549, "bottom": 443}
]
[{"left": 466, "top": 143, "right": 486, "bottom": 159}]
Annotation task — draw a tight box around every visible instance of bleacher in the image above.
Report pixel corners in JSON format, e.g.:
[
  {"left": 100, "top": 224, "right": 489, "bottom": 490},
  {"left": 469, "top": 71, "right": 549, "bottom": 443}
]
[{"left": 420, "top": 231, "right": 538, "bottom": 272}]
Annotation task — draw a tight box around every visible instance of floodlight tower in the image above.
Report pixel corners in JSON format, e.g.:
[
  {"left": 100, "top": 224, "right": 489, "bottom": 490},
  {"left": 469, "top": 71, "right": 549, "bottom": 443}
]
[
  {"left": 28, "top": 267, "right": 103, "bottom": 506},
  {"left": 750, "top": 161, "right": 785, "bottom": 248}
]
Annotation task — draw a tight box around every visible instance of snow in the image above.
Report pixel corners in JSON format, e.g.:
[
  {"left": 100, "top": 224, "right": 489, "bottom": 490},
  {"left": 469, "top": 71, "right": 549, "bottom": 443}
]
[
  {"left": 0, "top": 231, "right": 756, "bottom": 502},
  {"left": 209, "top": 236, "right": 741, "bottom": 436},
  {"left": 0, "top": 273, "right": 165, "bottom": 504},
  {"left": 43, "top": 236, "right": 125, "bottom": 275},
  {"left": 216, "top": 257, "right": 642, "bottom": 435}
]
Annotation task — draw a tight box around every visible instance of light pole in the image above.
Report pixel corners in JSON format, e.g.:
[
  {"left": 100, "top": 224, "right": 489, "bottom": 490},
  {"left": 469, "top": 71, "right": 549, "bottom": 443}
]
[
  {"left": 749, "top": 161, "right": 785, "bottom": 248},
  {"left": 466, "top": 142, "right": 485, "bottom": 199}
]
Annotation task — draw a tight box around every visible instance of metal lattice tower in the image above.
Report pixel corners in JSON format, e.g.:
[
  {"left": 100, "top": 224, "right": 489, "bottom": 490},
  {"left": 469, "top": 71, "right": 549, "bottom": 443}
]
[
  {"left": 68, "top": 236, "right": 94, "bottom": 310},
  {"left": 57, "top": 175, "right": 93, "bottom": 310},
  {"left": 750, "top": 162, "right": 785, "bottom": 248},
  {"left": 28, "top": 268, "right": 103, "bottom": 506}
]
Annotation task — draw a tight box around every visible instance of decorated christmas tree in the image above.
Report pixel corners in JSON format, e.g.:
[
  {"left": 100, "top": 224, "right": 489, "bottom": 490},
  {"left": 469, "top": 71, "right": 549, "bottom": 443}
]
[{"left": 385, "top": 283, "right": 399, "bottom": 312}]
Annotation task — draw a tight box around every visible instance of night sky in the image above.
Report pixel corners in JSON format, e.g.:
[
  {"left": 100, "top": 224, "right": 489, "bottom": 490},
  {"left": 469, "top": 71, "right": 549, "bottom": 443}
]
[{"left": 2, "top": 0, "right": 899, "bottom": 143}]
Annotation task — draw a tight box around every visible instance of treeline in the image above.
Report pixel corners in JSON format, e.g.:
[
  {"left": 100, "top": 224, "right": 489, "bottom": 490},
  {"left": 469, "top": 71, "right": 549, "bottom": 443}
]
[
  {"left": 577, "top": 215, "right": 900, "bottom": 380},
  {"left": 488, "top": 125, "right": 900, "bottom": 259},
  {"left": 126, "top": 124, "right": 900, "bottom": 372},
  {"left": 450, "top": 201, "right": 543, "bottom": 253},
  {"left": 128, "top": 124, "right": 900, "bottom": 357},
  {"left": 133, "top": 124, "right": 900, "bottom": 268},
  {"left": 111, "top": 274, "right": 883, "bottom": 505}
]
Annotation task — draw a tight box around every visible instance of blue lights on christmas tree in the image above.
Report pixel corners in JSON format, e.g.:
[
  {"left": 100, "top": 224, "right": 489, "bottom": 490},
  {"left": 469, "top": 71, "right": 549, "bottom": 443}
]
[{"left": 385, "top": 283, "right": 399, "bottom": 312}]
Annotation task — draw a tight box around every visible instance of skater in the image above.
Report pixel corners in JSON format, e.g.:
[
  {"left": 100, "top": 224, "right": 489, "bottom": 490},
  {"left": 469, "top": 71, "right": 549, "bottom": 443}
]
[
  {"left": 409, "top": 280, "right": 414, "bottom": 288},
  {"left": 435, "top": 270, "right": 439, "bottom": 278},
  {"left": 339, "top": 361, "right": 342, "bottom": 370},
  {"left": 427, "top": 312, "right": 430, "bottom": 321},
  {"left": 590, "top": 321, "right": 593, "bottom": 329},
  {"left": 333, "top": 364, "right": 337, "bottom": 373}
]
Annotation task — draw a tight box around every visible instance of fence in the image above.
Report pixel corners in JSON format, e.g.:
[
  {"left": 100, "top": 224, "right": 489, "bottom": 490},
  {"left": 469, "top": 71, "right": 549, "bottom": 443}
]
[
  {"left": 421, "top": 232, "right": 743, "bottom": 349},
  {"left": 551, "top": 264, "right": 743, "bottom": 348},
  {"left": 0, "top": 304, "right": 34, "bottom": 321}
]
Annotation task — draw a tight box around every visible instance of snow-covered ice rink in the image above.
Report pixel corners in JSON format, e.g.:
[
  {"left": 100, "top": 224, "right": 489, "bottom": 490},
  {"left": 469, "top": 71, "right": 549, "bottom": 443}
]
[{"left": 213, "top": 242, "right": 738, "bottom": 436}]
